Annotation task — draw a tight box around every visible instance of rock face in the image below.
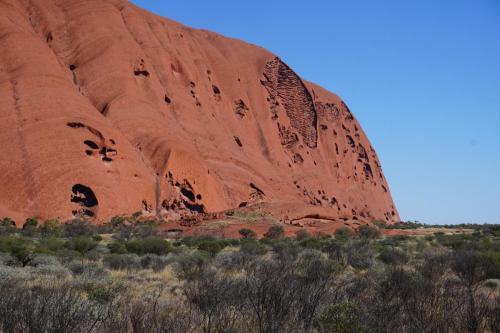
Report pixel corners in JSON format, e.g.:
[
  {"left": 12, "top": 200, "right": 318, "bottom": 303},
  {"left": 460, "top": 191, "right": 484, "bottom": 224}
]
[{"left": 0, "top": 0, "right": 399, "bottom": 226}]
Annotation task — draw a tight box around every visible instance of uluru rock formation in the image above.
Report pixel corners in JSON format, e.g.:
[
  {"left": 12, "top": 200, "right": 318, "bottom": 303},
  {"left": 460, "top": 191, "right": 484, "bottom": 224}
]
[{"left": 0, "top": 0, "right": 399, "bottom": 228}]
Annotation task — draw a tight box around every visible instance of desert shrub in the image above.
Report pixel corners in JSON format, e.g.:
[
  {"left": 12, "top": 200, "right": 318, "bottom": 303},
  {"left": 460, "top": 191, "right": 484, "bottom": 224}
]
[
  {"left": 483, "top": 251, "right": 500, "bottom": 278},
  {"left": 295, "top": 229, "right": 311, "bottom": 241},
  {"left": 134, "top": 222, "right": 157, "bottom": 239},
  {"left": 270, "top": 239, "right": 301, "bottom": 260},
  {"left": 0, "top": 265, "right": 26, "bottom": 280},
  {"left": 94, "top": 223, "right": 114, "bottom": 235},
  {"left": 66, "top": 260, "right": 86, "bottom": 275},
  {"left": 0, "top": 281, "right": 101, "bottom": 332},
  {"left": 107, "top": 241, "right": 127, "bottom": 254},
  {"left": 372, "top": 220, "right": 387, "bottom": 229},
  {"left": 179, "top": 236, "right": 196, "bottom": 247},
  {"left": 40, "top": 219, "right": 63, "bottom": 238},
  {"left": 103, "top": 253, "right": 140, "bottom": 271},
  {"left": 174, "top": 251, "right": 209, "bottom": 281},
  {"left": 111, "top": 224, "right": 134, "bottom": 241},
  {"left": 54, "top": 248, "right": 81, "bottom": 263},
  {"left": 358, "top": 224, "right": 381, "bottom": 239},
  {"left": 140, "top": 254, "right": 170, "bottom": 272},
  {"left": 144, "top": 237, "right": 171, "bottom": 255},
  {"left": 31, "top": 258, "right": 69, "bottom": 278},
  {"left": 322, "top": 239, "right": 347, "bottom": 266},
  {"left": 36, "top": 237, "right": 66, "bottom": 254},
  {"left": 65, "top": 236, "right": 98, "bottom": 255},
  {"left": 263, "top": 225, "right": 285, "bottom": 240},
  {"left": 0, "top": 252, "right": 14, "bottom": 266},
  {"left": 215, "top": 251, "right": 245, "bottom": 271},
  {"left": 334, "top": 227, "right": 354, "bottom": 241},
  {"left": 197, "top": 239, "right": 226, "bottom": 257},
  {"left": 22, "top": 217, "right": 39, "bottom": 237},
  {"left": 0, "top": 237, "right": 34, "bottom": 266},
  {"left": 378, "top": 247, "right": 409, "bottom": 265},
  {"left": 314, "top": 302, "right": 367, "bottom": 333},
  {"left": 84, "top": 244, "right": 108, "bottom": 262},
  {"left": 225, "top": 238, "right": 240, "bottom": 246},
  {"left": 64, "top": 219, "right": 96, "bottom": 238},
  {"left": 239, "top": 228, "right": 257, "bottom": 240},
  {"left": 435, "top": 233, "right": 473, "bottom": 250},
  {"left": 0, "top": 218, "right": 16, "bottom": 235},
  {"left": 110, "top": 215, "right": 130, "bottom": 227},
  {"left": 345, "top": 240, "right": 374, "bottom": 270},
  {"left": 125, "top": 237, "right": 171, "bottom": 256},
  {"left": 451, "top": 250, "right": 488, "bottom": 286},
  {"left": 67, "top": 261, "right": 108, "bottom": 279},
  {"left": 29, "top": 254, "right": 59, "bottom": 267},
  {"left": 299, "top": 237, "right": 323, "bottom": 249},
  {"left": 240, "top": 240, "right": 268, "bottom": 256}
]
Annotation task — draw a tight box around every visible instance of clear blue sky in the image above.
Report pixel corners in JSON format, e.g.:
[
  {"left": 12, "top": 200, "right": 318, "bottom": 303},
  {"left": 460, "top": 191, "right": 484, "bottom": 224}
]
[{"left": 131, "top": 0, "right": 500, "bottom": 224}]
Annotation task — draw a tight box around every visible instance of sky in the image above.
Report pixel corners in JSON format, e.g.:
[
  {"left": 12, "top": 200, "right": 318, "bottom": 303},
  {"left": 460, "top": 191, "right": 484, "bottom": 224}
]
[{"left": 131, "top": 0, "right": 500, "bottom": 225}]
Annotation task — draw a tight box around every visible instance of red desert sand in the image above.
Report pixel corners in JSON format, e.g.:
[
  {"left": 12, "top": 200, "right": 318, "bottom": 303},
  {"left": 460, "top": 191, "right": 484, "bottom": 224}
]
[{"left": 0, "top": 0, "right": 399, "bottom": 233}]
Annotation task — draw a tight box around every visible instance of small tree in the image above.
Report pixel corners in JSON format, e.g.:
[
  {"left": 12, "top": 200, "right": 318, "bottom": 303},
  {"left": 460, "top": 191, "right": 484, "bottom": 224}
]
[
  {"left": 263, "top": 225, "right": 285, "bottom": 240},
  {"left": 22, "top": 217, "right": 39, "bottom": 237}
]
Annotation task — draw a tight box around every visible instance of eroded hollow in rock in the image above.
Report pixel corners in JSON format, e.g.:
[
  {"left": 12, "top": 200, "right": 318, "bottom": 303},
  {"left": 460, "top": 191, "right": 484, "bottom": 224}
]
[
  {"left": 234, "top": 99, "right": 249, "bottom": 118},
  {"left": 71, "top": 184, "right": 98, "bottom": 208},
  {"left": 249, "top": 183, "right": 265, "bottom": 196},
  {"left": 67, "top": 122, "right": 85, "bottom": 128},
  {"left": 234, "top": 136, "right": 243, "bottom": 147},
  {"left": 346, "top": 135, "right": 355, "bottom": 148},
  {"left": 83, "top": 140, "right": 99, "bottom": 150},
  {"left": 180, "top": 187, "right": 196, "bottom": 202},
  {"left": 164, "top": 95, "right": 171, "bottom": 104},
  {"left": 134, "top": 70, "right": 149, "bottom": 77}
]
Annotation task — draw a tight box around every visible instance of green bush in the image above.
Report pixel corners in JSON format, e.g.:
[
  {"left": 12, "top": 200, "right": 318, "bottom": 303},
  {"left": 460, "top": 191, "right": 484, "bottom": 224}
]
[
  {"left": 36, "top": 237, "right": 66, "bottom": 254},
  {"left": 0, "top": 237, "right": 34, "bottom": 266},
  {"left": 263, "top": 225, "right": 285, "bottom": 240},
  {"left": 107, "top": 241, "right": 127, "bottom": 254},
  {"left": 334, "top": 227, "right": 354, "bottom": 241},
  {"left": 239, "top": 228, "right": 257, "bottom": 240},
  {"left": 314, "top": 302, "right": 367, "bottom": 333},
  {"left": 65, "top": 236, "right": 98, "bottom": 255},
  {"left": 197, "top": 240, "right": 226, "bottom": 257},
  {"left": 125, "top": 237, "right": 171, "bottom": 256},
  {"left": 64, "top": 219, "right": 96, "bottom": 238},
  {"left": 240, "top": 240, "right": 268, "bottom": 256},
  {"left": 378, "top": 247, "right": 409, "bottom": 265},
  {"left": 103, "top": 253, "right": 140, "bottom": 271},
  {"left": 358, "top": 224, "right": 381, "bottom": 239},
  {"left": 140, "top": 254, "right": 169, "bottom": 272},
  {"left": 40, "top": 219, "right": 63, "bottom": 238},
  {"left": 0, "top": 218, "right": 16, "bottom": 235},
  {"left": 299, "top": 237, "right": 323, "bottom": 249},
  {"left": 22, "top": 218, "right": 39, "bottom": 237}
]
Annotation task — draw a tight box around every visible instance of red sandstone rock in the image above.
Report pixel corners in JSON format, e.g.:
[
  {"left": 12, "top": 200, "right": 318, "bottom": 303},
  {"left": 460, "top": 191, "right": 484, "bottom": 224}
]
[{"left": 0, "top": 0, "right": 399, "bottom": 226}]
